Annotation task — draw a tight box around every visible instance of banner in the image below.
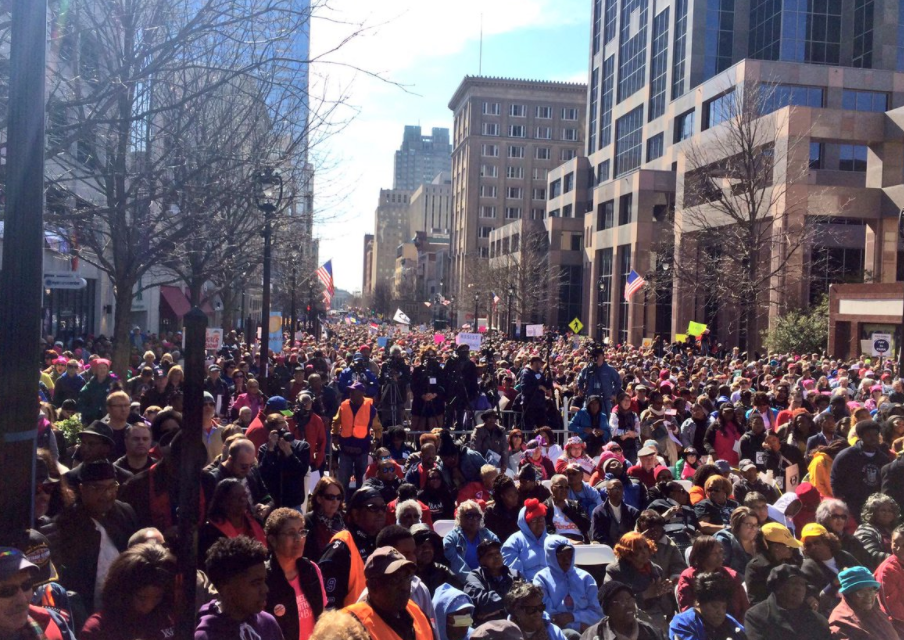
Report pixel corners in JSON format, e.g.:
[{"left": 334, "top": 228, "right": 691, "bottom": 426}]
[
  {"left": 377, "top": 337, "right": 389, "bottom": 348},
  {"left": 434, "top": 333, "right": 446, "bottom": 344},
  {"left": 393, "top": 308, "right": 411, "bottom": 325},
  {"left": 205, "top": 328, "right": 224, "bottom": 351},
  {"left": 675, "top": 334, "right": 688, "bottom": 342},
  {"left": 456, "top": 332, "right": 482, "bottom": 351},
  {"left": 526, "top": 324, "right": 544, "bottom": 337},
  {"left": 687, "top": 321, "right": 708, "bottom": 337},
  {"left": 268, "top": 312, "right": 283, "bottom": 353}
]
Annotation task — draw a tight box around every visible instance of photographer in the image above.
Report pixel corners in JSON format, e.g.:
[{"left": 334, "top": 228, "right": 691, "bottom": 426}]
[
  {"left": 411, "top": 347, "right": 446, "bottom": 431},
  {"left": 576, "top": 347, "right": 621, "bottom": 416},
  {"left": 257, "top": 414, "right": 311, "bottom": 510},
  {"left": 444, "top": 343, "right": 479, "bottom": 429},
  {"left": 379, "top": 345, "right": 411, "bottom": 426},
  {"left": 337, "top": 353, "right": 379, "bottom": 400}
]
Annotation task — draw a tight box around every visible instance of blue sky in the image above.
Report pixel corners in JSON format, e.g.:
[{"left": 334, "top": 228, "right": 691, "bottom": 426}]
[{"left": 310, "top": 0, "right": 591, "bottom": 292}]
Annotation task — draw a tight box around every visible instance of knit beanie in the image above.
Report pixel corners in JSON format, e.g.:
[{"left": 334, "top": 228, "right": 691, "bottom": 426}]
[{"left": 523, "top": 498, "right": 547, "bottom": 522}]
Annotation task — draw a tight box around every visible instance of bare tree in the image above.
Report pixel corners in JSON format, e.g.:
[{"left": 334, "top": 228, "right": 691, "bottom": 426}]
[{"left": 671, "top": 78, "right": 823, "bottom": 350}]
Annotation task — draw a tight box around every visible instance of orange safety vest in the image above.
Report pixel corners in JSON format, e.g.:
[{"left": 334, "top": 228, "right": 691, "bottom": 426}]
[
  {"left": 346, "top": 600, "right": 433, "bottom": 640},
  {"left": 330, "top": 529, "right": 366, "bottom": 607},
  {"left": 339, "top": 398, "right": 373, "bottom": 439}
]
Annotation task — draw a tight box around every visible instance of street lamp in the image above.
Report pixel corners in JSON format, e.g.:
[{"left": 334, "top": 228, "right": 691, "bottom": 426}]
[
  {"left": 597, "top": 275, "right": 609, "bottom": 343},
  {"left": 254, "top": 166, "right": 284, "bottom": 393}
]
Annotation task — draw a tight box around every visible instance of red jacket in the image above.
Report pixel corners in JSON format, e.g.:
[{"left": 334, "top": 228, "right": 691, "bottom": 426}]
[{"left": 301, "top": 413, "right": 326, "bottom": 470}]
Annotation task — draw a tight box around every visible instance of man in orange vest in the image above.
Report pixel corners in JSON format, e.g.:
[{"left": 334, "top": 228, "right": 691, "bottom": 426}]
[
  {"left": 332, "top": 381, "right": 382, "bottom": 494},
  {"left": 318, "top": 486, "right": 386, "bottom": 609},
  {"left": 345, "top": 547, "right": 433, "bottom": 640}
]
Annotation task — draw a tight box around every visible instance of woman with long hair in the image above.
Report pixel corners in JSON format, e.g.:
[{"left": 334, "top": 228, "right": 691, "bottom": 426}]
[
  {"left": 506, "top": 429, "right": 526, "bottom": 474},
  {"left": 80, "top": 543, "right": 177, "bottom": 640},
  {"left": 198, "top": 478, "right": 267, "bottom": 561},
  {"left": 303, "top": 477, "right": 346, "bottom": 562},
  {"left": 703, "top": 404, "right": 742, "bottom": 467},
  {"left": 165, "top": 365, "right": 183, "bottom": 396},
  {"left": 675, "top": 535, "right": 749, "bottom": 620}
]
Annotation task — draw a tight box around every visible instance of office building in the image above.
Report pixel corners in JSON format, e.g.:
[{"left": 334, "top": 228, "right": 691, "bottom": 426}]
[
  {"left": 558, "top": 0, "right": 904, "bottom": 349},
  {"left": 369, "top": 189, "right": 412, "bottom": 295},
  {"left": 393, "top": 126, "right": 452, "bottom": 190},
  {"left": 448, "top": 77, "right": 587, "bottom": 325}
]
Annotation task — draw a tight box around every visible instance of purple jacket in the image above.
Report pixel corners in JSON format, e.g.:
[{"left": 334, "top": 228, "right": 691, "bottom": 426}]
[{"left": 194, "top": 600, "right": 283, "bottom": 640}]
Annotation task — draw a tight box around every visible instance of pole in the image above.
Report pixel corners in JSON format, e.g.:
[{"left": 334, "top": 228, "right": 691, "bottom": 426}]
[
  {"left": 290, "top": 265, "right": 297, "bottom": 343},
  {"left": 259, "top": 215, "right": 271, "bottom": 393},
  {"left": 0, "top": 0, "right": 47, "bottom": 537},
  {"left": 474, "top": 296, "right": 479, "bottom": 331},
  {"left": 507, "top": 293, "right": 513, "bottom": 338},
  {"left": 176, "top": 308, "right": 208, "bottom": 640}
]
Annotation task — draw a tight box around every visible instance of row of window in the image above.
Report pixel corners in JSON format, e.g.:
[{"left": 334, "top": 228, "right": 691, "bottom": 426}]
[
  {"left": 481, "top": 123, "right": 579, "bottom": 140},
  {"left": 480, "top": 144, "right": 577, "bottom": 161},
  {"left": 478, "top": 187, "right": 547, "bottom": 201},
  {"left": 480, "top": 165, "right": 549, "bottom": 180},
  {"left": 482, "top": 103, "right": 580, "bottom": 120}
]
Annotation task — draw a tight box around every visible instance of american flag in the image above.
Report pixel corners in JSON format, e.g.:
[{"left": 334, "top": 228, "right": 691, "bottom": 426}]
[
  {"left": 492, "top": 291, "right": 500, "bottom": 308},
  {"left": 316, "top": 260, "right": 334, "bottom": 308},
  {"left": 624, "top": 269, "right": 646, "bottom": 300}
]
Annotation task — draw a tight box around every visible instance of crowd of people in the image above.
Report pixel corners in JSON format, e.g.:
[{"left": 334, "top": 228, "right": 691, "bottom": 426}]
[{"left": 7, "top": 321, "right": 904, "bottom": 640}]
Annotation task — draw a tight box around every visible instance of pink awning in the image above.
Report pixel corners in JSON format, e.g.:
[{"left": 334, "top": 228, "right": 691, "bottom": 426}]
[{"left": 160, "top": 285, "right": 191, "bottom": 318}]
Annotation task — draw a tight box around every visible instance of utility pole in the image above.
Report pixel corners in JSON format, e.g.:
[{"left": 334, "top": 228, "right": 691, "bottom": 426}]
[
  {"left": 290, "top": 265, "right": 297, "bottom": 343},
  {"left": 0, "top": 0, "right": 48, "bottom": 537}
]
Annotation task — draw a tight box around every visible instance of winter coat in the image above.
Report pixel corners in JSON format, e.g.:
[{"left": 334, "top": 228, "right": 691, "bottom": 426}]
[
  {"left": 828, "top": 595, "right": 899, "bottom": 640},
  {"left": 77, "top": 376, "right": 115, "bottom": 424},
  {"left": 544, "top": 497, "right": 591, "bottom": 542},
  {"left": 483, "top": 501, "right": 520, "bottom": 543},
  {"left": 194, "top": 600, "right": 282, "bottom": 640},
  {"left": 703, "top": 420, "right": 742, "bottom": 466},
  {"left": 439, "top": 448, "right": 488, "bottom": 487},
  {"left": 569, "top": 481, "right": 603, "bottom": 517},
  {"left": 880, "top": 454, "right": 904, "bottom": 513},
  {"left": 875, "top": 554, "right": 904, "bottom": 633},
  {"left": 501, "top": 504, "right": 548, "bottom": 580},
  {"left": 432, "top": 583, "right": 474, "bottom": 640},
  {"left": 651, "top": 534, "right": 688, "bottom": 580},
  {"left": 469, "top": 424, "right": 508, "bottom": 470},
  {"left": 743, "top": 593, "right": 830, "bottom": 640},
  {"left": 669, "top": 608, "right": 747, "bottom": 640},
  {"left": 853, "top": 523, "right": 891, "bottom": 571},
  {"left": 590, "top": 500, "right": 639, "bottom": 546},
  {"left": 800, "top": 551, "right": 862, "bottom": 617},
  {"left": 830, "top": 442, "right": 891, "bottom": 520},
  {"left": 604, "top": 559, "right": 673, "bottom": 618},
  {"left": 463, "top": 566, "right": 522, "bottom": 623},
  {"left": 569, "top": 407, "right": 612, "bottom": 444},
  {"left": 257, "top": 439, "right": 311, "bottom": 508},
  {"left": 533, "top": 536, "right": 603, "bottom": 632},
  {"left": 442, "top": 526, "right": 499, "bottom": 581}
]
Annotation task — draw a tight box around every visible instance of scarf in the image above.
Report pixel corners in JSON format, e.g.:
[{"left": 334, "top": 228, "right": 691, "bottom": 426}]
[
  {"left": 20, "top": 617, "right": 49, "bottom": 640},
  {"left": 648, "top": 406, "right": 665, "bottom": 417},
  {"left": 316, "top": 511, "right": 345, "bottom": 535}
]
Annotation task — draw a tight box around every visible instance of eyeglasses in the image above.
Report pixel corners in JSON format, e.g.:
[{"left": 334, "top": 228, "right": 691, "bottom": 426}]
[
  {"left": 0, "top": 580, "right": 33, "bottom": 599},
  {"left": 362, "top": 503, "right": 386, "bottom": 513},
  {"left": 81, "top": 482, "right": 119, "bottom": 495},
  {"left": 320, "top": 493, "right": 342, "bottom": 502},
  {"left": 830, "top": 513, "right": 848, "bottom": 520},
  {"left": 379, "top": 466, "right": 395, "bottom": 473},
  {"left": 462, "top": 513, "right": 482, "bottom": 520},
  {"left": 278, "top": 530, "right": 308, "bottom": 540},
  {"left": 609, "top": 446, "right": 622, "bottom": 452},
  {"left": 520, "top": 603, "right": 545, "bottom": 615}
]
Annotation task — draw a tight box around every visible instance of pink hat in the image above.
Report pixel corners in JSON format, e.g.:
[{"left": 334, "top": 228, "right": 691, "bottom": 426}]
[{"left": 565, "top": 436, "right": 584, "bottom": 449}]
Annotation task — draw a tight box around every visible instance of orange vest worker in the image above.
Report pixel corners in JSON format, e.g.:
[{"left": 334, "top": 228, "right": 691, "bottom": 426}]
[{"left": 346, "top": 600, "right": 433, "bottom": 640}]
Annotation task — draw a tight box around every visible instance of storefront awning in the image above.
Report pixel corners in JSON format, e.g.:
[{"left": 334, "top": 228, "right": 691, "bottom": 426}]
[{"left": 160, "top": 285, "right": 191, "bottom": 318}]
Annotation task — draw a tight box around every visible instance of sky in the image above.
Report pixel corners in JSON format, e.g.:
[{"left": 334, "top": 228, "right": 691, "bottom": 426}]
[{"left": 308, "top": 0, "right": 591, "bottom": 293}]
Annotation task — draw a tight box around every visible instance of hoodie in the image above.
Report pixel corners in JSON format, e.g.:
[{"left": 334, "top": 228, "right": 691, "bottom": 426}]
[
  {"left": 194, "top": 600, "right": 283, "bottom": 640},
  {"left": 432, "top": 583, "right": 474, "bottom": 640},
  {"left": 532, "top": 536, "right": 603, "bottom": 632},
  {"left": 500, "top": 505, "right": 548, "bottom": 580}
]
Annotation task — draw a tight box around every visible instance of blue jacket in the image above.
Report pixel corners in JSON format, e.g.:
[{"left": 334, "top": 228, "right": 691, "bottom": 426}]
[
  {"left": 569, "top": 481, "right": 603, "bottom": 517},
  {"left": 576, "top": 363, "right": 621, "bottom": 413},
  {"left": 501, "top": 504, "right": 548, "bottom": 580},
  {"left": 506, "top": 612, "right": 567, "bottom": 640},
  {"left": 533, "top": 536, "right": 602, "bottom": 632},
  {"left": 569, "top": 407, "right": 613, "bottom": 442},
  {"left": 432, "top": 583, "right": 474, "bottom": 640},
  {"left": 438, "top": 447, "right": 487, "bottom": 486},
  {"left": 443, "top": 526, "right": 499, "bottom": 581},
  {"left": 668, "top": 608, "right": 747, "bottom": 639}
]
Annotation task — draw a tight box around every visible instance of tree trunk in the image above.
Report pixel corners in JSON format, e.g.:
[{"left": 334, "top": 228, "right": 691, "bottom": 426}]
[{"left": 111, "top": 282, "right": 136, "bottom": 379}]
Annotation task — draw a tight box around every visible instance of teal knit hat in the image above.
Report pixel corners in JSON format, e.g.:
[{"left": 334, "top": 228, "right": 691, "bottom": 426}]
[{"left": 838, "top": 566, "right": 880, "bottom": 594}]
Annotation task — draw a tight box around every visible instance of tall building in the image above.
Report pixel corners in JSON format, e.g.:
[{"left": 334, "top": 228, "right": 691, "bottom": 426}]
[
  {"left": 393, "top": 126, "right": 452, "bottom": 190},
  {"left": 448, "top": 77, "right": 587, "bottom": 324},
  {"left": 369, "top": 189, "right": 412, "bottom": 294},
  {"left": 362, "top": 234, "right": 374, "bottom": 295},
  {"left": 558, "top": 0, "right": 904, "bottom": 349}
]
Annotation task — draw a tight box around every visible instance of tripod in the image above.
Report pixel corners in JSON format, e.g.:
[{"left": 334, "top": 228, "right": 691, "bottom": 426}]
[{"left": 380, "top": 377, "right": 406, "bottom": 427}]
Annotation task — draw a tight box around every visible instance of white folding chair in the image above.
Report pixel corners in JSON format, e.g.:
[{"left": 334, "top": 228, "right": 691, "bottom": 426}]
[
  {"left": 541, "top": 479, "right": 553, "bottom": 490},
  {"left": 677, "top": 479, "right": 693, "bottom": 492},
  {"left": 573, "top": 543, "right": 616, "bottom": 566},
  {"left": 433, "top": 519, "right": 456, "bottom": 537}
]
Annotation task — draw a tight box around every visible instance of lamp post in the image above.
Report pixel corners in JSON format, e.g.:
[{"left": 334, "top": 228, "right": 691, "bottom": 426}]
[
  {"left": 290, "top": 263, "right": 297, "bottom": 343},
  {"left": 473, "top": 293, "right": 480, "bottom": 331},
  {"left": 254, "top": 167, "right": 284, "bottom": 394},
  {"left": 506, "top": 285, "right": 515, "bottom": 337},
  {"left": 597, "top": 275, "right": 609, "bottom": 343}
]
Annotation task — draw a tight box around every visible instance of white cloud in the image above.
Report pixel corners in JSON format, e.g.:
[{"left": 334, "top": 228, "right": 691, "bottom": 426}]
[{"left": 307, "top": 0, "right": 587, "bottom": 292}]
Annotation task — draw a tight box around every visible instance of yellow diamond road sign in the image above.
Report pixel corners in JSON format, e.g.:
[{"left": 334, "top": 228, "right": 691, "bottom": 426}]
[{"left": 569, "top": 317, "right": 584, "bottom": 334}]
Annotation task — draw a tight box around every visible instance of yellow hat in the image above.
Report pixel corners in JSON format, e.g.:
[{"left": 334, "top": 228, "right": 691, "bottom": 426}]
[
  {"left": 762, "top": 522, "right": 802, "bottom": 548},
  {"left": 800, "top": 523, "right": 829, "bottom": 541}
]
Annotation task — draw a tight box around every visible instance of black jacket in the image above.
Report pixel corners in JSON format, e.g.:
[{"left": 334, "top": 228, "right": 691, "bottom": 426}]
[
  {"left": 483, "top": 501, "right": 520, "bottom": 543},
  {"left": 590, "top": 501, "right": 639, "bottom": 546},
  {"left": 744, "top": 551, "right": 801, "bottom": 606},
  {"left": 853, "top": 523, "right": 891, "bottom": 571},
  {"left": 744, "top": 593, "right": 830, "bottom": 640},
  {"left": 205, "top": 463, "right": 272, "bottom": 508},
  {"left": 881, "top": 455, "right": 904, "bottom": 514},
  {"left": 42, "top": 501, "right": 138, "bottom": 613},
  {"left": 258, "top": 439, "right": 311, "bottom": 508},
  {"left": 265, "top": 554, "right": 324, "bottom": 640},
  {"left": 544, "top": 497, "right": 591, "bottom": 542},
  {"left": 581, "top": 617, "right": 664, "bottom": 640},
  {"left": 318, "top": 525, "right": 377, "bottom": 609},
  {"left": 800, "top": 551, "right": 861, "bottom": 617},
  {"left": 463, "top": 566, "right": 522, "bottom": 623},
  {"left": 830, "top": 443, "right": 891, "bottom": 521}
]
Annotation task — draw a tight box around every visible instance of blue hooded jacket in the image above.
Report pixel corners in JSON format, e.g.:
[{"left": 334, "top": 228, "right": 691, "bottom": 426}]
[
  {"left": 432, "top": 583, "right": 474, "bottom": 640},
  {"left": 533, "top": 536, "right": 603, "bottom": 632},
  {"left": 443, "top": 526, "right": 499, "bottom": 581},
  {"left": 500, "top": 504, "right": 548, "bottom": 580},
  {"left": 669, "top": 607, "right": 747, "bottom": 639},
  {"left": 569, "top": 481, "right": 603, "bottom": 516}
]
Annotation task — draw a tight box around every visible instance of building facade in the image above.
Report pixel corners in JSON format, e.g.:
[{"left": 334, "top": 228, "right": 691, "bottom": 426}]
[
  {"left": 448, "top": 77, "right": 587, "bottom": 327},
  {"left": 393, "top": 126, "right": 453, "bottom": 191},
  {"left": 558, "top": 0, "right": 904, "bottom": 350},
  {"left": 369, "top": 189, "right": 412, "bottom": 295}
]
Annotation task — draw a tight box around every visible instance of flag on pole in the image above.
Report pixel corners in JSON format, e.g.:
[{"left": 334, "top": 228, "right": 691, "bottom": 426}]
[
  {"left": 369, "top": 321, "right": 379, "bottom": 331},
  {"left": 492, "top": 291, "right": 500, "bottom": 308},
  {"left": 316, "top": 260, "right": 334, "bottom": 308},
  {"left": 393, "top": 308, "right": 411, "bottom": 325},
  {"left": 624, "top": 269, "right": 646, "bottom": 300}
]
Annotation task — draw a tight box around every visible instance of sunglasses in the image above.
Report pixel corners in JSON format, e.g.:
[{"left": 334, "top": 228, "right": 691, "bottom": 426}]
[
  {"left": 0, "top": 580, "right": 33, "bottom": 599},
  {"left": 320, "top": 493, "right": 342, "bottom": 502},
  {"left": 520, "top": 604, "right": 545, "bottom": 615},
  {"left": 462, "top": 513, "right": 482, "bottom": 520},
  {"left": 379, "top": 466, "right": 395, "bottom": 473}
]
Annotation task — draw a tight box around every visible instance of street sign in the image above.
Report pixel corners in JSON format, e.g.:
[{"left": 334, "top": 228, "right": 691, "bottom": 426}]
[
  {"left": 569, "top": 317, "right": 584, "bottom": 334},
  {"left": 43, "top": 273, "right": 87, "bottom": 290},
  {"left": 873, "top": 333, "right": 892, "bottom": 355}
]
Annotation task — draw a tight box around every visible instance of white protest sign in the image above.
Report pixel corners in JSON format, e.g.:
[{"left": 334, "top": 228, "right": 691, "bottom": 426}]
[
  {"left": 205, "top": 328, "right": 224, "bottom": 351},
  {"left": 456, "top": 332, "right": 482, "bottom": 351},
  {"left": 526, "top": 324, "right": 544, "bottom": 337}
]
